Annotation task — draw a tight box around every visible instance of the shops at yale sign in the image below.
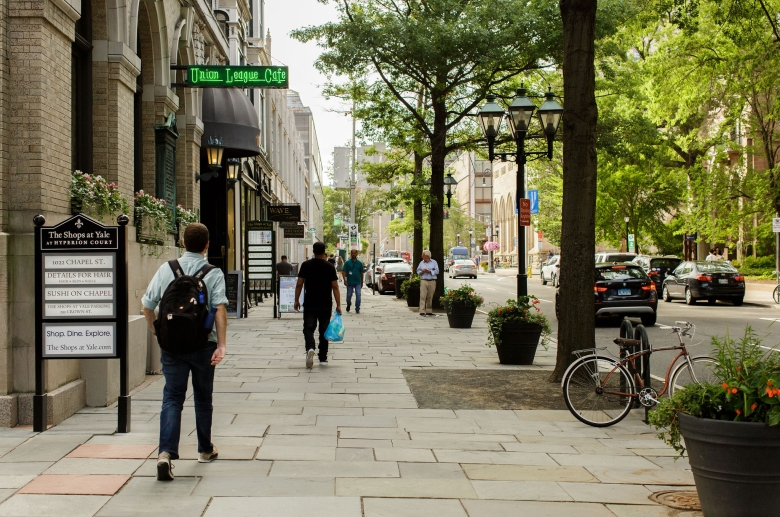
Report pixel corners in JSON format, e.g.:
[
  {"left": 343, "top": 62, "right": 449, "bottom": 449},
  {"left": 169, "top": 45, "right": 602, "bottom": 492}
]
[{"left": 41, "top": 217, "right": 118, "bottom": 250}]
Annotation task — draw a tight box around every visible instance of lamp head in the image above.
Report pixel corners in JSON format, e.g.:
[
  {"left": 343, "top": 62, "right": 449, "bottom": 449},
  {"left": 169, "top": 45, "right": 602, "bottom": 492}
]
[
  {"left": 478, "top": 94, "right": 505, "bottom": 139},
  {"left": 537, "top": 89, "right": 564, "bottom": 136},
  {"left": 507, "top": 87, "right": 536, "bottom": 135},
  {"left": 205, "top": 136, "right": 225, "bottom": 169},
  {"left": 227, "top": 158, "right": 241, "bottom": 185}
]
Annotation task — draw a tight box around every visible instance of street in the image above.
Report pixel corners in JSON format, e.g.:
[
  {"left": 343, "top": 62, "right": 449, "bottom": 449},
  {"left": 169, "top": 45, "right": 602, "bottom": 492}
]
[{"left": 446, "top": 271, "right": 780, "bottom": 383}]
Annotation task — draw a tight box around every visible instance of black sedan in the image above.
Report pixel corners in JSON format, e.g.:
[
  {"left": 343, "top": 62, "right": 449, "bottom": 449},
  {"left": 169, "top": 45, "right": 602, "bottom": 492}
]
[
  {"left": 661, "top": 261, "right": 745, "bottom": 306},
  {"left": 556, "top": 263, "right": 658, "bottom": 326},
  {"left": 632, "top": 255, "right": 682, "bottom": 291}
]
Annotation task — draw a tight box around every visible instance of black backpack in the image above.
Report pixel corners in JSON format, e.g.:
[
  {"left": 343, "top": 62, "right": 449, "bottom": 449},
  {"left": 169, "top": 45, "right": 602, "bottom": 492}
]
[{"left": 153, "top": 260, "right": 217, "bottom": 355}]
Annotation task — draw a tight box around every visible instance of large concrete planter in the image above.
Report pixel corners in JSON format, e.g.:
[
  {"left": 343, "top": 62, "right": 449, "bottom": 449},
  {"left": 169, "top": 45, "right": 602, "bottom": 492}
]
[
  {"left": 495, "top": 322, "right": 543, "bottom": 365},
  {"left": 678, "top": 412, "right": 780, "bottom": 517},
  {"left": 444, "top": 301, "right": 477, "bottom": 329}
]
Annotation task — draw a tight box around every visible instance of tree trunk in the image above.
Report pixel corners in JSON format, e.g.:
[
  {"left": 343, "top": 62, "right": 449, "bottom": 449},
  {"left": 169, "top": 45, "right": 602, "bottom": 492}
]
[
  {"left": 550, "top": 0, "right": 598, "bottom": 382},
  {"left": 413, "top": 151, "right": 424, "bottom": 267},
  {"left": 428, "top": 99, "right": 447, "bottom": 308}
]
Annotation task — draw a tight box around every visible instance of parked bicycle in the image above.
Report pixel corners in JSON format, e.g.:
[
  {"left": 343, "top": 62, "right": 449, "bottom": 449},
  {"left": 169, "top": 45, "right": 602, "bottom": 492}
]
[
  {"left": 773, "top": 274, "right": 780, "bottom": 304},
  {"left": 561, "top": 321, "right": 717, "bottom": 427}
]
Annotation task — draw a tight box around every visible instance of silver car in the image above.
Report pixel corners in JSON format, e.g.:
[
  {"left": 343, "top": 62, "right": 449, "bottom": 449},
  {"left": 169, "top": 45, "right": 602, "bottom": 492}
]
[{"left": 449, "top": 259, "right": 478, "bottom": 279}]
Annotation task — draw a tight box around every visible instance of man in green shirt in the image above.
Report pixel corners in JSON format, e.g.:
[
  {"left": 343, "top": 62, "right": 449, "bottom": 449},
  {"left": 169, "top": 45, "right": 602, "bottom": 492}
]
[{"left": 341, "top": 249, "right": 364, "bottom": 314}]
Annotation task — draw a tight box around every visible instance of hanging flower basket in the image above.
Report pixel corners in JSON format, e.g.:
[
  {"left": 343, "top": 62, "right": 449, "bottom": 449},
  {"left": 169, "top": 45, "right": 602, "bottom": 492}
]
[{"left": 483, "top": 241, "right": 500, "bottom": 252}]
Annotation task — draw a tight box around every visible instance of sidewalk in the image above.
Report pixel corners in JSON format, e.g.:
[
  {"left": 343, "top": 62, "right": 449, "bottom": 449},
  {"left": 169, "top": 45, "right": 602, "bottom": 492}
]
[{"left": 0, "top": 289, "right": 701, "bottom": 517}]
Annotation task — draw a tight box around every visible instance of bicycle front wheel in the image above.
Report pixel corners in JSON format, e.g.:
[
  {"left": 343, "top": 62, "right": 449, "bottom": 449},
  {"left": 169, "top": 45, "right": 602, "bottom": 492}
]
[
  {"left": 669, "top": 356, "right": 718, "bottom": 396},
  {"left": 563, "top": 356, "right": 635, "bottom": 427},
  {"left": 773, "top": 285, "right": 780, "bottom": 305}
]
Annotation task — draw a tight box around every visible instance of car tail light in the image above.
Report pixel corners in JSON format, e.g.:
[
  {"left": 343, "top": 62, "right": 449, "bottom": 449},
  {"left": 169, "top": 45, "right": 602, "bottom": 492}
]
[
  {"left": 734, "top": 275, "right": 745, "bottom": 281},
  {"left": 697, "top": 274, "right": 712, "bottom": 281},
  {"left": 594, "top": 285, "right": 608, "bottom": 293},
  {"left": 648, "top": 270, "right": 659, "bottom": 276},
  {"left": 641, "top": 284, "right": 656, "bottom": 291}
]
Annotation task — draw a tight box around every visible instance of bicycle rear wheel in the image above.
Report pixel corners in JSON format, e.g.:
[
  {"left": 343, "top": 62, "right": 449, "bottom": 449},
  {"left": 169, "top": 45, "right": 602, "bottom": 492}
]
[
  {"left": 563, "top": 356, "right": 635, "bottom": 427},
  {"left": 773, "top": 285, "right": 780, "bottom": 305},
  {"left": 669, "top": 356, "right": 718, "bottom": 396}
]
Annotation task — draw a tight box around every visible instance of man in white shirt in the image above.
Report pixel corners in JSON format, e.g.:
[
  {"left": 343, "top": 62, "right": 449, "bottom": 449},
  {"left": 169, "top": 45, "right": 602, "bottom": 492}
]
[
  {"left": 705, "top": 249, "right": 716, "bottom": 261},
  {"left": 416, "top": 250, "right": 439, "bottom": 316}
]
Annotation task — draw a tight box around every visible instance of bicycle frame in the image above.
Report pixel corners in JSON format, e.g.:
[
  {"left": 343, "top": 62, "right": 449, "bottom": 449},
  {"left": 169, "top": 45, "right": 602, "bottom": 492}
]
[{"left": 601, "top": 344, "right": 693, "bottom": 398}]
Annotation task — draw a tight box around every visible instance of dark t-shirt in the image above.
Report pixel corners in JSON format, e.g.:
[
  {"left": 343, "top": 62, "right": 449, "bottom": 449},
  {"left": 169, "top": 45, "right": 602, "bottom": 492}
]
[
  {"left": 276, "top": 261, "right": 294, "bottom": 276},
  {"left": 297, "top": 258, "right": 338, "bottom": 312}
]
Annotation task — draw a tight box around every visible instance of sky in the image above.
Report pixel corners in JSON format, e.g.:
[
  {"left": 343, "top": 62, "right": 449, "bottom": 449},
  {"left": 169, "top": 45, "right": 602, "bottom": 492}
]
[{"left": 263, "top": 0, "right": 355, "bottom": 183}]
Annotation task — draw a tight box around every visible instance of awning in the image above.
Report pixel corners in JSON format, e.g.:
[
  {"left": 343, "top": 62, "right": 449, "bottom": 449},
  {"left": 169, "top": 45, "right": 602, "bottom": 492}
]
[{"left": 202, "top": 88, "right": 261, "bottom": 158}]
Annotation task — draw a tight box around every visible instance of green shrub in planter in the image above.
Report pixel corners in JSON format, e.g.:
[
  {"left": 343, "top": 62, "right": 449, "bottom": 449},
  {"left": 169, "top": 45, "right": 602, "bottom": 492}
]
[{"left": 400, "top": 275, "right": 421, "bottom": 298}]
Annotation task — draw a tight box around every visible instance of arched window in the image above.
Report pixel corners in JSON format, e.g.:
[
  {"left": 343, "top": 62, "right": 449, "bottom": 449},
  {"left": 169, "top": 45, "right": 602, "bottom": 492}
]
[{"left": 214, "top": 11, "right": 229, "bottom": 41}]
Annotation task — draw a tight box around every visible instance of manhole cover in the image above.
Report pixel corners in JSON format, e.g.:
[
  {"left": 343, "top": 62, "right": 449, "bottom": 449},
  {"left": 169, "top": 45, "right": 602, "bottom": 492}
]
[{"left": 650, "top": 490, "right": 701, "bottom": 511}]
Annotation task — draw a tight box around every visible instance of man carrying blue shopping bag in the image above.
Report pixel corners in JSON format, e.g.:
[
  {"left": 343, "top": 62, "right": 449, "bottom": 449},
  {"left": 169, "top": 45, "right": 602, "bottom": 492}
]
[{"left": 295, "top": 242, "right": 342, "bottom": 367}]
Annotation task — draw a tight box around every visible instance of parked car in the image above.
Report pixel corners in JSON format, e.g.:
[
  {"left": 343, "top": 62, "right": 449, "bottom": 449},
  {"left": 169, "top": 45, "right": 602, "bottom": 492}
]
[
  {"left": 631, "top": 255, "right": 682, "bottom": 291},
  {"left": 367, "top": 257, "right": 405, "bottom": 288},
  {"left": 449, "top": 259, "right": 478, "bottom": 279},
  {"left": 540, "top": 255, "right": 560, "bottom": 285},
  {"left": 555, "top": 263, "right": 658, "bottom": 326},
  {"left": 661, "top": 261, "right": 745, "bottom": 306},
  {"left": 376, "top": 262, "right": 413, "bottom": 294},
  {"left": 594, "top": 252, "right": 637, "bottom": 263}
]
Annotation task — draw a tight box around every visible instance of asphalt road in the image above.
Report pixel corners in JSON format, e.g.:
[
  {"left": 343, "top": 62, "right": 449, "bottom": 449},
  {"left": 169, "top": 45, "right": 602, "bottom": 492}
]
[{"left": 445, "top": 271, "right": 780, "bottom": 383}]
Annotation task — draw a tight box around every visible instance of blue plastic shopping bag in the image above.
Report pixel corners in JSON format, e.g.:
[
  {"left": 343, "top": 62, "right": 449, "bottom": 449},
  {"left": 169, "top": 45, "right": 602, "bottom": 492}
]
[{"left": 323, "top": 311, "right": 345, "bottom": 342}]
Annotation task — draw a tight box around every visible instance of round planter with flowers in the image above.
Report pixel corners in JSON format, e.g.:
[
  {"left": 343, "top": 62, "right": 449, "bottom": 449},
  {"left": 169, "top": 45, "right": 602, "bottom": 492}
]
[
  {"left": 441, "top": 285, "right": 484, "bottom": 329},
  {"left": 400, "top": 275, "right": 421, "bottom": 307},
  {"left": 649, "top": 327, "right": 780, "bottom": 517},
  {"left": 486, "top": 296, "right": 551, "bottom": 365}
]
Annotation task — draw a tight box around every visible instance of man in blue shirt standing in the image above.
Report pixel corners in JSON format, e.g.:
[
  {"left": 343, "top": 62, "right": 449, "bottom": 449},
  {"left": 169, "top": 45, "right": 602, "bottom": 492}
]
[
  {"left": 416, "top": 250, "right": 439, "bottom": 316},
  {"left": 142, "top": 223, "right": 229, "bottom": 481},
  {"left": 341, "top": 249, "right": 364, "bottom": 314}
]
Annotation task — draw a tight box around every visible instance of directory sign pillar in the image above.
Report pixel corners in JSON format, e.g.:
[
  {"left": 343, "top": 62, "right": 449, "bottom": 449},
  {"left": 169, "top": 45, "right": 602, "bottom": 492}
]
[
  {"left": 246, "top": 220, "right": 275, "bottom": 315},
  {"left": 34, "top": 214, "right": 130, "bottom": 432}
]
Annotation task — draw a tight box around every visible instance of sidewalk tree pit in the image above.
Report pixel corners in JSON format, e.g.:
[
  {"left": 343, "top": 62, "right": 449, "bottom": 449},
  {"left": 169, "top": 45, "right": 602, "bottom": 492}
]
[{"left": 34, "top": 214, "right": 131, "bottom": 433}]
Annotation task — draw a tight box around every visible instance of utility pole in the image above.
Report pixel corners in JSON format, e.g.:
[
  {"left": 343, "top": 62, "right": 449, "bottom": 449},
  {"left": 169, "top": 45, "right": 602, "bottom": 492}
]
[{"left": 350, "top": 99, "right": 357, "bottom": 224}]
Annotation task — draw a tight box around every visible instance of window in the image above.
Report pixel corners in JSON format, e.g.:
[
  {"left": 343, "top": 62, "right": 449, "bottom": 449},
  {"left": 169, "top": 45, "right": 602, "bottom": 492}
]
[
  {"left": 215, "top": 11, "right": 229, "bottom": 41},
  {"left": 72, "top": 0, "right": 92, "bottom": 175}
]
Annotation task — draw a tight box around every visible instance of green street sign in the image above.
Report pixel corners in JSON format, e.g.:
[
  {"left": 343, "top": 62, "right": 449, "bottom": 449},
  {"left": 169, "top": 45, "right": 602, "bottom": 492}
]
[
  {"left": 628, "top": 234, "right": 635, "bottom": 251},
  {"left": 178, "top": 66, "right": 289, "bottom": 89}
]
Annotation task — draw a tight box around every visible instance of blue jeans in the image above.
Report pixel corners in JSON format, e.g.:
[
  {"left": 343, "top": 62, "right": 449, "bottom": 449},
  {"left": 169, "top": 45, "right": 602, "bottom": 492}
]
[
  {"left": 159, "top": 344, "right": 216, "bottom": 458},
  {"left": 346, "top": 284, "right": 361, "bottom": 310},
  {"left": 303, "top": 311, "right": 331, "bottom": 361}
]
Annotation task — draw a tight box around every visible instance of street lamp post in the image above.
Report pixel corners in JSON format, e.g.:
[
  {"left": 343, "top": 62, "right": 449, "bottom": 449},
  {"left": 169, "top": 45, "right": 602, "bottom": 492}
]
[
  {"left": 468, "top": 228, "right": 473, "bottom": 256},
  {"left": 624, "top": 216, "right": 630, "bottom": 253},
  {"left": 479, "top": 87, "right": 563, "bottom": 298},
  {"left": 485, "top": 168, "right": 495, "bottom": 273},
  {"left": 456, "top": 232, "right": 461, "bottom": 247},
  {"left": 495, "top": 224, "right": 500, "bottom": 268}
]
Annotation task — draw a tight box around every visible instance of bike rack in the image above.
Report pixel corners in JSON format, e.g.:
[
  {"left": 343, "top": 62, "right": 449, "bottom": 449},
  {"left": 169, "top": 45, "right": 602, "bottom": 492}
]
[{"left": 617, "top": 318, "right": 653, "bottom": 423}]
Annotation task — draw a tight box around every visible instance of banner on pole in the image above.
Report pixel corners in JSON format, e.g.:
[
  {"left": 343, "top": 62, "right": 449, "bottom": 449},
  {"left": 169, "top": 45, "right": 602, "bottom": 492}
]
[{"left": 528, "top": 190, "right": 539, "bottom": 215}]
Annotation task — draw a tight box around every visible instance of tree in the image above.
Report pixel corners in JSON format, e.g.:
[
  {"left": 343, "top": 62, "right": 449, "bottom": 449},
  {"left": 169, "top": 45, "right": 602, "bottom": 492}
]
[
  {"left": 551, "top": 0, "right": 599, "bottom": 382},
  {"left": 294, "top": 0, "right": 562, "bottom": 306}
]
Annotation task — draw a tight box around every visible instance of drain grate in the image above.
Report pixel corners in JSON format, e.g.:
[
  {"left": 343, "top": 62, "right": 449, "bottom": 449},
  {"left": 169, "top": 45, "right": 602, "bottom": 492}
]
[{"left": 650, "top": 490, "right": 701, "bottom": 511}]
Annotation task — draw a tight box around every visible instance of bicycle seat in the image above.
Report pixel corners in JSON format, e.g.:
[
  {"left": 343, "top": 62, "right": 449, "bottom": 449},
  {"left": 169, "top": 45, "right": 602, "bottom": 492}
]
[{"left": 613, "top": 337, "right": 642, "bottom": 350}]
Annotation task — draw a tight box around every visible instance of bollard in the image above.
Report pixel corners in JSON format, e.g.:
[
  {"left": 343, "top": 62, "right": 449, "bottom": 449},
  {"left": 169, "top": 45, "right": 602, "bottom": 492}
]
[{"left": 527, "top": 265, "right": 533, "bottom": 278}]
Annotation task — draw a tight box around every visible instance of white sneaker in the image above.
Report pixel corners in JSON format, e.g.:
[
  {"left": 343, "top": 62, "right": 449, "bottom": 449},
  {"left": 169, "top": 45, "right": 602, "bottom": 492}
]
[
  {"left": 319, "top": 359, "right": 328, "bottom": 365},
  {"left": 306, "top": 349, "right": 315, "bottom": 368}
]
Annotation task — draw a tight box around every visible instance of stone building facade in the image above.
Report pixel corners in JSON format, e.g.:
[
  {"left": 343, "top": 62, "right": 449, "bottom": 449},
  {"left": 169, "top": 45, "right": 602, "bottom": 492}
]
[{"left": 0, "top": 0, "right": 322, "bottom": 427}]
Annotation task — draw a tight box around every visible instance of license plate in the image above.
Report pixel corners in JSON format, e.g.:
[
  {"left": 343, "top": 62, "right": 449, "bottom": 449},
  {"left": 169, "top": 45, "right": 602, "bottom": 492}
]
[
  {"left": 618, "top": 288, "right": 631, "bottom": 296},
  {"left": 719, "top": 279, "right": 728, "bottom": 284}
]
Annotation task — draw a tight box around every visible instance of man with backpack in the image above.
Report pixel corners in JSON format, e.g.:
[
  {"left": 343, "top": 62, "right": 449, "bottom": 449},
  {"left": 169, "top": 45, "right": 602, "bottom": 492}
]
[{"left": 141, "top": 223, "right": 228, "bottom": 481}]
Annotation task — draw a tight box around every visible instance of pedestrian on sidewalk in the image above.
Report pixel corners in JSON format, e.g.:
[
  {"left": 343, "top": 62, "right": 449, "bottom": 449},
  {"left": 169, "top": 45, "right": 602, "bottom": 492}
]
[
  {"left": 342, "top": 249, "right": 364, "bottom": 313},
  {"left": 416, "top": 250, "right": 439, "bottom": 316},
  {"left": 141, "top": 223, "right": 228, "bottom": 481},
  {"left": 295, "top": 241, "right": 342, "bottom": 367},
  {"left": 276, "top": 255, "right": 294, "bottom": 276}
]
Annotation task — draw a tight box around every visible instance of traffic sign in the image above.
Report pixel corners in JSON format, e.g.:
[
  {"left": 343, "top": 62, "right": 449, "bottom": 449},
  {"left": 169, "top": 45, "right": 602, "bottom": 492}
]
[
  {"left": 773, "top": 218, "right": 780, "bottom": 233},
  {"left": 519, "top": 199, "right": 531, "bottom": 226},
  {"left": 309, "top": 227, "right": 316, "bottom": 233},
  {"left": 628, "top": 234, "right": 635, "bottom": 251},
  {"left": 349, "top": 224, "right": 359, "bottom": 251}
]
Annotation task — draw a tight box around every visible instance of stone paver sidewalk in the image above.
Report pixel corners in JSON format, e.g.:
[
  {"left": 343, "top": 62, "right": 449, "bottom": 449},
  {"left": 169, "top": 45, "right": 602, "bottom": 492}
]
[{"left": 0, "top": 289, "right": 701, "bottom": 516}]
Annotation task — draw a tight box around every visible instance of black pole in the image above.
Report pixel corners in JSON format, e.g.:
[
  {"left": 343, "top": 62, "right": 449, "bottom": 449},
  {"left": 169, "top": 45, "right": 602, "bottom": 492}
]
[
  {"left": 516, "top": 132, "right": 528, "bottom": 298},
  {"left": 117, "top": 215, "right": 131, "bottom": 433},
  {"left": 33, "top": 215, "right": 47, "bottom": 432},
  {"left": 625, "top": 221, "right": 629, "bottom": 252}
]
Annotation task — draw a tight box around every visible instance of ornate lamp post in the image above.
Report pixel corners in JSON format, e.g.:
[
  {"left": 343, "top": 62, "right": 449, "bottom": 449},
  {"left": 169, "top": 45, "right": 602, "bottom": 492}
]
[{"left": 479, "top": 86, "right": 563, "bottom": 297}]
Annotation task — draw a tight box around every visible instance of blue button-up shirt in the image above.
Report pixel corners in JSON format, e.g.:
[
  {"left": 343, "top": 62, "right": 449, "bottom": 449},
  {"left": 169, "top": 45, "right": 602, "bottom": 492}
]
[
  {"left": 142, "top": 252, "right": 229, "bottom": 342},
  {"left": 416, "top": 259, "right": 439, "bottom": 280}
]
